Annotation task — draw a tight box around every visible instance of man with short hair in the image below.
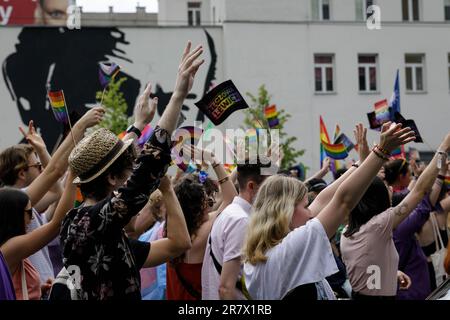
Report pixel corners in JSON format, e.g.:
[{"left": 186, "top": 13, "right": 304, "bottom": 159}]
[{"left": 202, "top": 162, "right": 268, "bottom": 300}]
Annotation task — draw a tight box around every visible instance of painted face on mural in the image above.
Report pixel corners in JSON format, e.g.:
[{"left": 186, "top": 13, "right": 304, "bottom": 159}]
[{"left": 35, "top": 0, "right": 69, "bottom": 26}]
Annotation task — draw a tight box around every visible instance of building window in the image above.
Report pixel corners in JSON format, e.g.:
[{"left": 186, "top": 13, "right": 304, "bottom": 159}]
[
  {"left": 402, "top": 0, "right": 420, "bottom": 21},
  {"left": 445, "top": 0, "right": 450, "bottom": 21},
  {"left": 355, "top": 0, "right": 375, "bottom": 20},
  {"left": 312, "top": 0, "right": 330, "bottom": 20},
  {"left": 405, "top": 54, "right": 425, "bottom": 92},
  {"left": 188, "top": 2, "right": 201, "bottom": 26},
  {"left": 358, "top": 54, "right": 378, "bottom": 93},
  {"left": 314, "top": 54, "right": 335, "bottom": 93}
]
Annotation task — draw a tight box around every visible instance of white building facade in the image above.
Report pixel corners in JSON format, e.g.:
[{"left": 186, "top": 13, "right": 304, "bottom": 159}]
[{"left": 159, "top": 0, "right": 450, "bottom": 170}]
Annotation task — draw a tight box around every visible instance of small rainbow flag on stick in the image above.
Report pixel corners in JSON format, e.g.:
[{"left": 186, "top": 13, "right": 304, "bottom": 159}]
[
  {"left": 264, "top": 105, "right": 279, "bottom": 128},
  {"left": 321, "top": 139, "right": 348, "bottom": 160},
  {"left": 374, "top": 99, "right": 390, "bottom": 124},
  {"left": 48, "top": 90, "right": 76, "bottom": 146},
  {"left": 48, "top": 90, "right": 69, "bottom": 124}
]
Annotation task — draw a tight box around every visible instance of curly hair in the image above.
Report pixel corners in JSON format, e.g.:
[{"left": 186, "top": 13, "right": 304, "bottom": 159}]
[{"left": 174, "top": 174, "right": 209, "bottom": 238}]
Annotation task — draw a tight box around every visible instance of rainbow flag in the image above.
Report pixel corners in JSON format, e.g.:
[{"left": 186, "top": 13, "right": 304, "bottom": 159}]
[
  {"left": 445, "top": 176, "right": 450, "bottom": 189},
  {"left": 171, "top": 126, "right": 204, "bottom": 172},
  {"left": 137, "top": 124, "right": 153, "bottom": 147},
  {"left": 390, "top": 145, "right": 405, "bottom": 159},
  {"left": 332, "top": 125, "right": 342, "bottom": 173},
  {"left": 320, "top": 116, "right": 331, "bottom": 167},
  {"left": 374, "top": 99, "right": 391, "bottom": 124},
  {"left": 99, "top": 62, "right": 121, "bottom": 87},
  {"left": 74, "top": 187, "right": 83, "bottom": 208},
  {"left": 321, "top": 140, "right": 348, "bottom": 160},
  {"left": 264, "top": 105, "right": 279, "bottom": 128},
  {"left": 48, "top": 90, "right": 68, "bottom": 124}
]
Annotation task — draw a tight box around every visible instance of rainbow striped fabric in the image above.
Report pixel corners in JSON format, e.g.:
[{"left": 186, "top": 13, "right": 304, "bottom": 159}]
[
  {"left": 171, "top": 126, "right": 204, "bottom": 172},
  {"left": 99, "top": 62, "right": 121, "bottom": 87},
  {"left": 374, "top": 99, "right": 391, "bottom": 124},
  {"left": 444, "top": 176, "right": 450, "bottom": 189},
  {"left": 264, "top": 105, "right": 279, "bottom": 128},
  {"left": 321, "top": 139, "right": 349, "bottom": 160},
  {"left": 48, "top": 90, "right": 68, "bottom": 124}
]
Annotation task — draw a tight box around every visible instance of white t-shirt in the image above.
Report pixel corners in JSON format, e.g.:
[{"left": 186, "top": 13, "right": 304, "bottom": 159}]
[
  {"left": 21, "top": 188, "right": 55, "bottom": 284},
  {"left": 201, "top": 196, "right": 252, "bottom": 300},
  {"left": 243, "top": 218, "right": 338, "bottom": 300}
]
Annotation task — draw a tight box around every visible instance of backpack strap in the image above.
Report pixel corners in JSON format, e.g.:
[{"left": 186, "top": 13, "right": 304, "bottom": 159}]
[
  {"left": 173, "top": 264, "right": 201, "bottom": 300},
  {"left": 21, "top": 261, "right": 29, "bottom": 300}
]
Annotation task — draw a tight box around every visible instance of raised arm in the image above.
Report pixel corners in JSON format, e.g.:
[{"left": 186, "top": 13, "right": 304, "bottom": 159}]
[
  {"left": 393, "top": 133, "right": 450, "bottom": 229},
  {"left": 20, "top": 121, "right": 63, "bottom": 213},
  {"left": 157, "top": 42, "right": 204, "bottom": 135},
  {"left": 305, "top": 157, "right": 331, "bottom": 184},
  {"left": 185, "top": 145, "right": 238, "bottom": 216},
  {"left": 143, "top": 176, "right": 191, "bottom": 267},
  {"left": 1, "top": 171, "right": 77, "bottom": 273},
  {"left": 25, "top": 107, "right": 104, "bottom": 207},
  {"left": 317, "top": 122, "right": 415, "bottom": 238},
  {"left": 309, "top": 123, "right": 369, "bottom": 217},
  {"left": 121, "top": 83, "right": 157, "bottom": 142},
  {"left": 429, "top": 161, "right": 448, "bottom": 206}
]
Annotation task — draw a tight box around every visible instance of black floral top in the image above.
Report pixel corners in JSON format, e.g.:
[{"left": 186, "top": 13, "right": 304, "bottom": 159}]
[{"left": 60, "top": 127, "right": 172, "bottom": 300}]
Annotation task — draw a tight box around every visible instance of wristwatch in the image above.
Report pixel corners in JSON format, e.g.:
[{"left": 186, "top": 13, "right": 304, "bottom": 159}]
[{"left": 126, "top": 125, "right": 142, "bottom": 138}]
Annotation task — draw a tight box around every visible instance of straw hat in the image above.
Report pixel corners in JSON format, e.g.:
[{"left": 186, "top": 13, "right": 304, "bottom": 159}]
[{"left": 69, "top": 128, "right": 133, "bottom": 184}]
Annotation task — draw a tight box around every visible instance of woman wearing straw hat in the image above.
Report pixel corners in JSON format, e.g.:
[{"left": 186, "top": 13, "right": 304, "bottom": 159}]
[{"left": 60, "top": 42, "right": 204, "bottom": 300}]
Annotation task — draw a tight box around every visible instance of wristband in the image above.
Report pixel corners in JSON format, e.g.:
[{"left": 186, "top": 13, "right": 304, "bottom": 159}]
[{"left": 372, "top": 146, "right": 389, "bottom": 161}]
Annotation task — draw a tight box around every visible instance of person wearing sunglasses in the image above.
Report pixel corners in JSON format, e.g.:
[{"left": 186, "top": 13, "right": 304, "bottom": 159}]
[{"left": 0, "top": 110, "right": 103, "bottom": 296}]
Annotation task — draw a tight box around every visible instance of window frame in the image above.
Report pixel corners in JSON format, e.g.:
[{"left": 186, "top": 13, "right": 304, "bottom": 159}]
[
  {"left": 187, "top": 2, "right": 202, "bottom": 26},
  {"left": 405, "top": 54, "right": 426, "bottom": 93},
  {"left": 358, "top": 54, "right": 379, "bottom": 94},
  {"left": 402, "top": 0, "right": 421, "bottom": 22},
  {"left": 314, "top": 54, "right": 336, "bottom": 94}
]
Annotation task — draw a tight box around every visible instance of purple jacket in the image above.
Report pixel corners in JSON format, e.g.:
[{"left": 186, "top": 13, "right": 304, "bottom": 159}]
[
  {"left": 393, "top": 196, "right": 432, "bottom": 300},
  {"left": 0, "top": 251, "right": 15, "bottom": 300}
]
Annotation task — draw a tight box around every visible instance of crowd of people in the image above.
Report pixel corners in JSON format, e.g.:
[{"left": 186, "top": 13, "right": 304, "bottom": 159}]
[{"left": 0, "top": 41, "right": 449, "bottom": 300}]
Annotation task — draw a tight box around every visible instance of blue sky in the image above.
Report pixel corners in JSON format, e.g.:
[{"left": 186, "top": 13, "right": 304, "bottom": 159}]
[{"left": 76, "top": 0, "right": 158, "bottom": 12}]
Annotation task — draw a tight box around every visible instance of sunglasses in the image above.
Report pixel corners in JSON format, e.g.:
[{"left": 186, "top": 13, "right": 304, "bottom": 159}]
[{"left": 28, "top": 162, "right": 43, "bottom": 171}]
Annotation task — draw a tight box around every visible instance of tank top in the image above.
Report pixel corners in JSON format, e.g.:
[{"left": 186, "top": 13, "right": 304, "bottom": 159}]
[
  {"left": 166, "top": 262, "right": 202, "bottom": 300},
  {"left": 12, "top": 258, "right": 41, "bottom": 300}
]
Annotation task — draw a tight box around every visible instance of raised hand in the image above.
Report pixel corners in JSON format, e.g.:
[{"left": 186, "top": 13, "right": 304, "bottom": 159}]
[
  {"left": 134, "top": 83, "right": 158, "bottom": 130},
  {"left": 158, "top": 175, "right": 172, "bottom": 193},
  {"left": 173, "top": 41, "right": 204, "bottom": 98},
  {"left": 77, "top": 106, "right": 105, "bottom": 129},
  {"left": 378, "top": 122, "right": 415, "bottom": 153},
  {"left": 322, "top": 157, "right": 331, "bottom": 172},
  {"left": 19, "top": 120, "right": 46, "bottom": 152},
  {"left": 182, "top": 145, "right": 215, "bottom": 167},
  {"left": 353, "top": 123, "right": 369, "bottom": 162}
]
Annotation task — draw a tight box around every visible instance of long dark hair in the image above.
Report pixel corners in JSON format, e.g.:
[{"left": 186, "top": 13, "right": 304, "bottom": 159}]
[
  {"left": 344, "top": 177, "right": 391, "bottom": 237},
  {"left": 0, "top": 188, "right": 30, "bottom": 246}
]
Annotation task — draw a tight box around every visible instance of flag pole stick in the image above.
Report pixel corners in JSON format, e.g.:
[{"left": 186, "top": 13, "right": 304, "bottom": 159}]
[{"left": 61, "top": 91, "right": 77, "bottom": 148}]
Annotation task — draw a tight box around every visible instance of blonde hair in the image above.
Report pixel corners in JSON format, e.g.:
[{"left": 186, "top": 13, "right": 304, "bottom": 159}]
[{"left": 242, "top": 175, "right": 307, "bottom": 265}]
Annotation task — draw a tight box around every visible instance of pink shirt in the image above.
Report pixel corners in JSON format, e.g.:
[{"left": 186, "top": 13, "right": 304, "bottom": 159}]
[
  {"left": 340, "top": 208, "right": 399, "bottom": 296},
  {"left": 12, "top": 258, "right": 41, "bottom": 300}
]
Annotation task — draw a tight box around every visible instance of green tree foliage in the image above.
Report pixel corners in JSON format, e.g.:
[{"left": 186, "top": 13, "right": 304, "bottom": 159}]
[
  {"left": 243, "top": 85, "right": 305, "bottom": 170},
  {"left": 95, "top": 77, "right": 129, "bottom": 135}
]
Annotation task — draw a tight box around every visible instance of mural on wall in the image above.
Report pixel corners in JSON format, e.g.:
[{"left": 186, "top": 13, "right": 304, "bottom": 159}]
[{"left": 2, "top": 27, "right": 218, "bottom": 151}]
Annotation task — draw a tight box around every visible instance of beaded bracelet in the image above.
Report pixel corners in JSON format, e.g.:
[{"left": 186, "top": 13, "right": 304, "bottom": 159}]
[
  {"left": 374, "top": 144, "right": 391, "bottom": 157},
  {"left": 372, "top": 146, "right": 389, "bottom": 161}
]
